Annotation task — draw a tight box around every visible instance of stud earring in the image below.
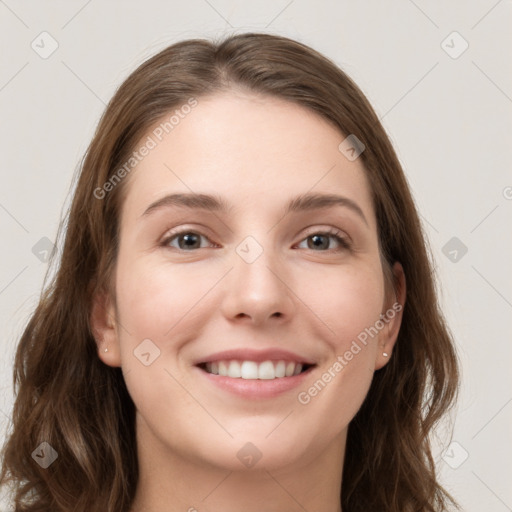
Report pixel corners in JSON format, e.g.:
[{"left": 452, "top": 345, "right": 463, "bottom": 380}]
[
  {"left": 104, "top": 347, "right": 108, "bottom": 353},
  {"left": 383, "top": 352, "right": 389, "bottom": 357}
]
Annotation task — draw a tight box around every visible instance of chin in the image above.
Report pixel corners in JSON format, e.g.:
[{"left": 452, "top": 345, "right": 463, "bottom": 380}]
[{"left": 192, "top": 429, "right": 314, "bottom": 473}]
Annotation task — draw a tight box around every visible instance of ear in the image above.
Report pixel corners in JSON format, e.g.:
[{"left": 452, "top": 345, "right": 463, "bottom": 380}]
[
  {"left": 374, "top": 261, "right": 406, "bottom": 370},
  {"left": 90, "top": 289, "right": 122, "bottom": 367}
]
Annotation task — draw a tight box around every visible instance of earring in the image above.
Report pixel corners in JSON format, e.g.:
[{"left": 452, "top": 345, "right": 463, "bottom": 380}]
[
  {"left": 104, "top": 348, "right": 109, "bottom": 353},
  {"left": 383, "top": 352, "right": 389, "bottom": 357}
]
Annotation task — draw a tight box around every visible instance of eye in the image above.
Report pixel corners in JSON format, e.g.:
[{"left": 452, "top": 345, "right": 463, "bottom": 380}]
[
  {"left": 296, "top": 229, "right": 351, "bottom": 252},
  {"left": 161, "top": 228, "right": 351, "bottom": 252},
  {"left": 161, "top": 230, "right": 215, "bottom": 251}
]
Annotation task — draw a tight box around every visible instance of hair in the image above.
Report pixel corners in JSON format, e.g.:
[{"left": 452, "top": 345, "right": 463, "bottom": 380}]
[{"left": 1, "top": 32, "right": 459, "bottom": 511}]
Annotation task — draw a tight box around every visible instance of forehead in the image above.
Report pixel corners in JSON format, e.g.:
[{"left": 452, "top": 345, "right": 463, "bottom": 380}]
[{"left": 120, "top": 91, "right": 375, "bottom": 226}]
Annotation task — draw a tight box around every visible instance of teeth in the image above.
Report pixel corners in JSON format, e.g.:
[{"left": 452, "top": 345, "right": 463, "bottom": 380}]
[
  {"left": 204, "top": 360, "right": 307, "bottom": 379},
  {"left": 285, "top": 362, "right": 295, "bottom": 377},
  {"left": 218, "top": 361, "right": 228, "bottom": 377},
  {"left": 241, "top": 361, "right": 258, "bottom": 379},
  {"left": 275, "top": 360, "right": 286, "bottom": 378},
  {"left": 258, "top": 361, "right": 275, "bottom": 380},
  {"left": 227, "top": 360, "right": 241, "bottom": 378}
]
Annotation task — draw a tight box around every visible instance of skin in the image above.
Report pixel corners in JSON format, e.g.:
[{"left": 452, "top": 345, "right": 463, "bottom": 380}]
[{"left": 92, "top": 90, "right": 405, "bottom": 512}]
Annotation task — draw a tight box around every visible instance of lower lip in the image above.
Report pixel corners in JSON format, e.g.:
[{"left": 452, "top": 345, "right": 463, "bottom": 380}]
[{"left": 195, "top": 366, "right": 315, "bottom": 399}]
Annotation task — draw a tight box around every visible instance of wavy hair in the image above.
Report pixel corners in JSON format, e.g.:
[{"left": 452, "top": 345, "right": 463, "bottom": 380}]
[{"left": 1, "top": 32, "right": 459, "bottom": 511}]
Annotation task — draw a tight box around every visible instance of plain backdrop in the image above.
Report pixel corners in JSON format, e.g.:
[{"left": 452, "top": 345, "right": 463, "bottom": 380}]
[{"left": 1, "top": 1, "right": 511, "bottom": 510}]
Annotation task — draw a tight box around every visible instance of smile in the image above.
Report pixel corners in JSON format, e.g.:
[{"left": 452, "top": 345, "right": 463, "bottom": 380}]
[{"left": 199, "top": 360, "right": 313, "bottom": 380}]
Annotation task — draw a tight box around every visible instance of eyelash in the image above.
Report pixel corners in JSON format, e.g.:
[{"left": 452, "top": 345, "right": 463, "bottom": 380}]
[{"left": 160, "top": 228, "right": 351, "bottom": 253}]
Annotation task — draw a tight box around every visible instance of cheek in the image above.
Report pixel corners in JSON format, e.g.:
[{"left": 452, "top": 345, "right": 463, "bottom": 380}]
[
  {"left": 113, "top": 257, "right": 210, "bottom": 425},
  {"left": 115, "top": 257, "right": 219, "bottom": 347},
  {"left": 292, "top": 263, "right": 384, "bottom": 425},
  {"left": 297, "top": 260, "right": 386, "bottom": 350}
]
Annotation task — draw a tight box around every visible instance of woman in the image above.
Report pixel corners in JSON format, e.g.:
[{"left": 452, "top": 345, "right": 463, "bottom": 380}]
[{"left": 0, "top": 32, "right": 459, "bottom": 511}]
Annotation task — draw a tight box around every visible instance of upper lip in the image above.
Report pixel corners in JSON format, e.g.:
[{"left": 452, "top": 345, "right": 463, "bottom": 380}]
[{"left": 194, "top": 348, "right": 316, "bottom": 365}]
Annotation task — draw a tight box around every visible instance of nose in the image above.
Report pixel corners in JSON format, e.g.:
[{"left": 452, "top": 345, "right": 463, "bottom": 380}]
[{"left": 220, "top": 241, "right": 296, "bottom": 326}]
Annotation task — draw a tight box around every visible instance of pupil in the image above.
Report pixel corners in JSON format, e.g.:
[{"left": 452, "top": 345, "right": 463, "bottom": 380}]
[
  {"left": 310, "top": 235, "right": 328, "bottom": 250},
  {"left": 180, "top": 233, "right": 199, "bottom": 249}
]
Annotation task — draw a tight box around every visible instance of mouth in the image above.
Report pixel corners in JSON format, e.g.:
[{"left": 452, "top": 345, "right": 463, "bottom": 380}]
[
  {"left": 197, "top": 360, "right": 315, "bottom": 380},
  {"left": 193, "top": 348, "right": 317, "bottom": 398}
]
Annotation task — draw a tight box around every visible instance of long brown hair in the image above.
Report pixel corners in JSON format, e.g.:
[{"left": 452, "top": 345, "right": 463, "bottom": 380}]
[{"left": 1, "top": 32, "right": 459, "bottom": 511}]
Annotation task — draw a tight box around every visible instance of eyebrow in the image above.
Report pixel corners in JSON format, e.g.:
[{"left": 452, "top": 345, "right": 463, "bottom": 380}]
[{"left": 142, "top": 192, "right": 368, "bottom": 225}]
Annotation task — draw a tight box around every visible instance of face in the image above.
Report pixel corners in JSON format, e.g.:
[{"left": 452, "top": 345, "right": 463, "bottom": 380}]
[{"left": 94, "top": 90, "right": 404, "bottom": 473}]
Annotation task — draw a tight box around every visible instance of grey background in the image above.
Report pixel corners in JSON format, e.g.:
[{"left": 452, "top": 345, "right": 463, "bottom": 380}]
[{"left": 1, "top": 1, "right": 511, "bottom": 510}]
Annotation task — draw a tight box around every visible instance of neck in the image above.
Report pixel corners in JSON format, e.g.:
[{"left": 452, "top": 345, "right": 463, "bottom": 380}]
[{"left": 130, "top": 416, "right": 345, "bottom": 512}]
